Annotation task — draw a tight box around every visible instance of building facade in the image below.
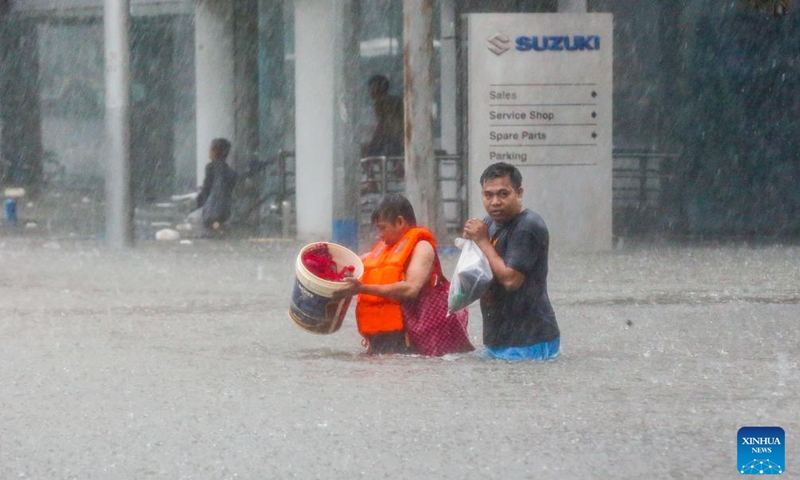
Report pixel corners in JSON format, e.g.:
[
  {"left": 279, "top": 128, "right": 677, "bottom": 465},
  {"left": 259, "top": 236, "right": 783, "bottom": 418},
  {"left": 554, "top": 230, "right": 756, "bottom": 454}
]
[{"left": 2, "top": 0, "right": 799, "bottom": 239}]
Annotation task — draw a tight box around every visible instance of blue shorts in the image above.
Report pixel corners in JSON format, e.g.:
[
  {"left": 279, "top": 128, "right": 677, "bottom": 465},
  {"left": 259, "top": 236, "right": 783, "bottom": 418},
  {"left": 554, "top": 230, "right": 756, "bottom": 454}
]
[{"left": 480, "top": 337, "right": 560, "bottom": 361}]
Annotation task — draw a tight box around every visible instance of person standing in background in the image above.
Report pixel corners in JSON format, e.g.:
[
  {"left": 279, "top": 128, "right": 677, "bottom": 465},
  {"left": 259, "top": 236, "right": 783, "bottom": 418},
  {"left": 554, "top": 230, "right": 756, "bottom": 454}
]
[
  {"left": 364, "top": 74, "right": 404, "bottom": 158},
  {"left": 197, "top": 138, "right": 237, "bottom": 235}
]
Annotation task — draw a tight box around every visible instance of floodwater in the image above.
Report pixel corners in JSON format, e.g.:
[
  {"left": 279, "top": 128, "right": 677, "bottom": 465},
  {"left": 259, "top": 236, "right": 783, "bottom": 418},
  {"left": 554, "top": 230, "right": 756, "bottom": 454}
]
[{"left": 0, "top": 236, "right": 798, "bottom": 479}]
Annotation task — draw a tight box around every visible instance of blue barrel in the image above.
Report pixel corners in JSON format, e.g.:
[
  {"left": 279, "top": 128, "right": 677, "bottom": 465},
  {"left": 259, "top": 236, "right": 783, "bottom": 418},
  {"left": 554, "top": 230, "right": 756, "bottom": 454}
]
[{"left": 5, "top": 199, "right": 17, "bottom": 225}]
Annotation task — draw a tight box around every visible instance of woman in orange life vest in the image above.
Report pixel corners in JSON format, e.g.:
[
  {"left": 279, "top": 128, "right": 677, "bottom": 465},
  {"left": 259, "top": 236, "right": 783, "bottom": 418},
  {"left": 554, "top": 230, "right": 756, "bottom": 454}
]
[{"left": 336, "top": 194, "right": 438, "bottom": 354}]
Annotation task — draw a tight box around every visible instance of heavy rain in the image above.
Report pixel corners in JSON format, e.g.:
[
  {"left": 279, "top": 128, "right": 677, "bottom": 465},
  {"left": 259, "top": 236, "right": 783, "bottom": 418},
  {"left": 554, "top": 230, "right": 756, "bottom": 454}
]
[{"left": 1, "top": 1, "right": 798, "bottom": 479}]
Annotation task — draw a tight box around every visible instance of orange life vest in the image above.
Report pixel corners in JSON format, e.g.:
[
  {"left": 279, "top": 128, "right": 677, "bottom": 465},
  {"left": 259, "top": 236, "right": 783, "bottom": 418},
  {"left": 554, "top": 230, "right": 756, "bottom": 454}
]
[{"left": 356, "top": 227, "right": 437, "bottom": 337}]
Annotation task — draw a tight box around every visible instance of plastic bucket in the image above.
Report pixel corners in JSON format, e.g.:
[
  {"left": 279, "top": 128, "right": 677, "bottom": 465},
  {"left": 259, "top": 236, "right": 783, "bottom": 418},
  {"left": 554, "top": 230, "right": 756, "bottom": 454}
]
[{"left": 289, "top": 242, "right": 364, "bottom": 334}]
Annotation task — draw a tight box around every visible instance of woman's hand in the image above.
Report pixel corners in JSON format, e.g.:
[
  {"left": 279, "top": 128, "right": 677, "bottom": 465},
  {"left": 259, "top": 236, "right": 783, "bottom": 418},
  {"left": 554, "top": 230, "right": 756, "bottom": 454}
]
[
  {"left": 333, "top": 241, "right": 435, "bottom": 302},
  {"left": 333, "top": 277, "right": 362, "bottom": 299}
]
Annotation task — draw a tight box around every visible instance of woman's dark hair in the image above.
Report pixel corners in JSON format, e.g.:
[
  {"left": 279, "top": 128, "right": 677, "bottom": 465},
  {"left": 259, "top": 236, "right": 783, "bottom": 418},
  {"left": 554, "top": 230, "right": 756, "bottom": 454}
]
[
  {"left": 367, "top": 74, "right": 390, "bottom": 95},
  {"left": 371, "top": 194, "right": 417, "bottom": 226},
  {"left": 479, "top": 162, "right": 522, "bottom": 190},
  {"left": 211, "top": 138, "right": 232, "bottom": 160}
]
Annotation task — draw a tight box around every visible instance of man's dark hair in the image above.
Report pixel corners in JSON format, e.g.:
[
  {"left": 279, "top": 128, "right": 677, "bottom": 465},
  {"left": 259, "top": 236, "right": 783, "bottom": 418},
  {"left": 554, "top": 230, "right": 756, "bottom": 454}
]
[
  {"left": 371, "top": 194, "right": 417, "bottom": 226},
  {"left": 367, "top": 74, "right": 390, "bottom": 95},
  {"left": 211, "top": 138, "right": 232, "bottom": 160},
  {"left": 479, "top": 162, "right": 522, "bottom": 190}
]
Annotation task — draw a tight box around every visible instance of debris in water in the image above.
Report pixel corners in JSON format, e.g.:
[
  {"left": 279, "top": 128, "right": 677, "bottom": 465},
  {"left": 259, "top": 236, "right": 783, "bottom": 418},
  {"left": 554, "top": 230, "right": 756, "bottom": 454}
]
[{"left": 155, "top": 229, "right": 180, "bottom": 241}]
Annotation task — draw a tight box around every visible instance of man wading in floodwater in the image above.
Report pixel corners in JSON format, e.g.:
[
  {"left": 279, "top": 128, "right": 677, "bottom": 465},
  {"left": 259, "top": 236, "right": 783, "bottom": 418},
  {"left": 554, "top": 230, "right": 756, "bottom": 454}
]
[{"left": 462, "top": 162, "right": 560, "bottom": 361}]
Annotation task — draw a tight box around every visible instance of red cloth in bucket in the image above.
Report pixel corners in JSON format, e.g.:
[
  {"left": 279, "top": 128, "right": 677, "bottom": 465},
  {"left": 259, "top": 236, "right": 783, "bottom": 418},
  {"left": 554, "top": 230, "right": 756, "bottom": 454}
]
[{"left": 301, "top": 244, "right": 355, "bottom": 281}]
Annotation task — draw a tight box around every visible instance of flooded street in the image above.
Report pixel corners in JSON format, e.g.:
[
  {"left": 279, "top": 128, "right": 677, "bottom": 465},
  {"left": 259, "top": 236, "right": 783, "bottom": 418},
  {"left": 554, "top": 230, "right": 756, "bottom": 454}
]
[
  {"left": 1, "top": 238, "right": 798, "bottom": 479},
  {"left": 2, "top": 0, "right": 798, "bottom": 477}
]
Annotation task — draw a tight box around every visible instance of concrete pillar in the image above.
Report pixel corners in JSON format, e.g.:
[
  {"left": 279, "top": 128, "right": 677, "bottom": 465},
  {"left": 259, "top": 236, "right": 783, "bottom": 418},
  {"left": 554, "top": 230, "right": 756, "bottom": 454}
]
[
  {"left": 403, "top": 0, "right": 443, "bottom": 239},
  {"left": 172, "top": 16, "right": 197, "bottom": 191},
  {"left": 558, "top": 0, "right": 587, "bottom": 12},
  {"left": 331, "top": 0, "right": 361, "bottom": 251},
  {"left": 439, "top": 0, "right": 457, "bottom": 155},
  {"left": 294, "top": 0, "right": 335, "bottom": 240},
  {"left": 438, "top": 0, "right": 462, "bottom": 230},
  {"left": 195, "top": 0, "right": 235, "bottom": 185},
  {"left": 104, "top": 0, "right": 133, "bottom": 248},
  {"left": 233, "top": 0, "right": 259, "bottom": 171},
  {"left": 257, "top": 0, "right": 287, "bottom": 162}
]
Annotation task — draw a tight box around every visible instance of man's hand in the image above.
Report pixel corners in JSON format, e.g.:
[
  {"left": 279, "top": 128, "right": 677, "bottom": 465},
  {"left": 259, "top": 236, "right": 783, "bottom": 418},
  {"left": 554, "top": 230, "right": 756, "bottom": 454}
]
[
  {"left": 333, "top": 277, "right": 362, "bottom": 299},
  {"left": 463, "top": 218, "right": 525, "bottom": 292},
  {"left": 463, "top": 218, "right": 490, "bottom": 245}
]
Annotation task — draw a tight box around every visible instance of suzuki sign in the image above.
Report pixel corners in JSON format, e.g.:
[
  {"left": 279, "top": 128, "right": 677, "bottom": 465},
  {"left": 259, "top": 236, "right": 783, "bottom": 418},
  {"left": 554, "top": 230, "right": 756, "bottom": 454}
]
[{"left": 467, "top": 14, "right": 613, "bottom": 252}]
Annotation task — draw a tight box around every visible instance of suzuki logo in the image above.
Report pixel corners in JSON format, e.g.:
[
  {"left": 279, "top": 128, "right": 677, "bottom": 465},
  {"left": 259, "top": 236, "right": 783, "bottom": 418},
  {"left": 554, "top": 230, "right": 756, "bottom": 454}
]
[{"left": 487, "top": 33, "right": 511, "bottom": 55}]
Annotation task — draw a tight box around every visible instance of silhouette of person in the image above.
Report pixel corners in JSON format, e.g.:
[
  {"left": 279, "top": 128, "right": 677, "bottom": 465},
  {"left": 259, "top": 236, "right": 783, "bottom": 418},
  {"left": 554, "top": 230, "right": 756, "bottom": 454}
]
[
  {"left": 365, "top": 74, "right": 404, "bottom": 157},
  {"left": 196, "top": 138, "right": 237, "bottom": 235}
]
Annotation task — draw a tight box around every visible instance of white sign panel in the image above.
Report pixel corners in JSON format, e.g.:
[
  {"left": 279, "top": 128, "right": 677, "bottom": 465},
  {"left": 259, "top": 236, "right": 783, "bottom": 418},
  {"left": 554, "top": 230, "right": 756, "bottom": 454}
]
[{"left": 467, "top": 14, "right": 613, "bottom": 251}]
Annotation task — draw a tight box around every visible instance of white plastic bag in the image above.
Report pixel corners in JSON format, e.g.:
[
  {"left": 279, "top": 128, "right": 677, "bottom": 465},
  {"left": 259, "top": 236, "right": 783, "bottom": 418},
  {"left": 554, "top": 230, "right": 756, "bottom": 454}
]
[{"left": 448, "top": 238, "right": 493, "bottom": 313}]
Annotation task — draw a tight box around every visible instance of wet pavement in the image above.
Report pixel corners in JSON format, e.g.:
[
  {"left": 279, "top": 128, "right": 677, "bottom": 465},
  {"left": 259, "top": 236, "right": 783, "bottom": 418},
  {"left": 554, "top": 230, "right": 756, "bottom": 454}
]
[{"left": 0, "top": 233, "right": 798, "bottom": 479}]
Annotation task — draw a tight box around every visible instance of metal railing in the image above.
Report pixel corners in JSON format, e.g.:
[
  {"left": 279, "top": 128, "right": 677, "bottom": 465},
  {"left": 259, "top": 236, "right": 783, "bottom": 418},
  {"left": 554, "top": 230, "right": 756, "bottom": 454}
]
[
  {"left": 237, "top": 149, "right": 295, "bottom": 237},
  {"left": 612, "top": 148, "right": 680, "bottom": 233},
  {"left": 275, "top": 149, "right": 296, "bottom": 205},
  {"left": 359, "top": 154, "right": 466, "bottom": 231},
  {"left": 266, "top": 149, "right": 680, "bottom": 238}
]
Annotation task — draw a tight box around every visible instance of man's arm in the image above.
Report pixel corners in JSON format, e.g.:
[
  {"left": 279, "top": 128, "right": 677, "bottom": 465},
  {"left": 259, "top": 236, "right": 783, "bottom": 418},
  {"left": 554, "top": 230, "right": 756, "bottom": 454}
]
[
  {"left": 337, "top": 240, "right": 435, "bottom": 300},
  {"left": 196, "top": 163, "right": 213, "bottom": 208},
  {"left": 463, "top": 218, "right": 525, "bottom": 292}
]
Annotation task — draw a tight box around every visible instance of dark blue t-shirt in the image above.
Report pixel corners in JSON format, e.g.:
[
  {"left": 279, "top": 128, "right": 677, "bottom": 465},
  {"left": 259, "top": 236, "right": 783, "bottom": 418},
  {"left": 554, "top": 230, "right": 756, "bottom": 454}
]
[{"left": 480, "top": 209, "right": 560, "bottom": 348}]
